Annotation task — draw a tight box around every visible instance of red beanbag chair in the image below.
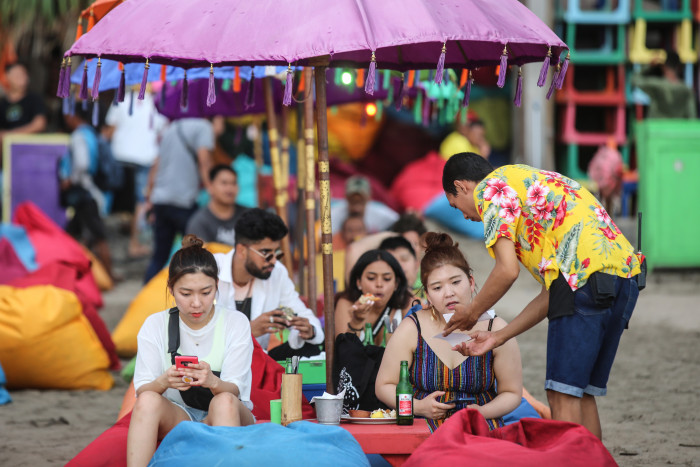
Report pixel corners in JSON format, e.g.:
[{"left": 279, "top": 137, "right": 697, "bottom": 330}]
[
  {"left": 389, "top": 151, "right": 446, "bottom": 212},
  {"left": 13, "top": 202, "right": 102, "bottom": 310},
  {"left": 0, "top": 238, "right": 29, "bottom": 284},
  {"left": 9, "top": 262, "right": 120, "bottom": 371},
  {"left": 66, "top": 412, "right": 131, "bottom": 467},
  {"left": 405, "top": 409, "right": 616, "bottom": 467}
]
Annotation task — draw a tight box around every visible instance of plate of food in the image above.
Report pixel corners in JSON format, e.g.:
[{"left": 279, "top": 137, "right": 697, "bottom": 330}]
[{"left": 342, "top": 409, "right": 397, "bottom": 424}]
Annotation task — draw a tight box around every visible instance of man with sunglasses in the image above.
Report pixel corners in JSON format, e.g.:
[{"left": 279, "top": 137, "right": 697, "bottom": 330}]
[{"left": 213, "top": 208, "right": 324, "bottom": 358}]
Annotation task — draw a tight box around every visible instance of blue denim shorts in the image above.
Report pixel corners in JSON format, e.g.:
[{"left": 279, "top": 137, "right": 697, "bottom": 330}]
[
  {"left": 545, "top": 275, "right": 639, "bottom": 398},
  {"left": 170, "top": 400, "right": 208, "bottom": 422}
]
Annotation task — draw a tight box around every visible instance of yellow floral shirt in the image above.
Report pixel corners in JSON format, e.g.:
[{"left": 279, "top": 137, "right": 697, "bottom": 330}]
[{"left": 475, "top": 165, "right": 642, "bottom": 290}]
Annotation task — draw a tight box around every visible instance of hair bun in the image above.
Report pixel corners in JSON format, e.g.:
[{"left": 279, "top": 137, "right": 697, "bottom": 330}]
[
  {"left": 421, "top": 232, "right": 457, "bottom": 255},
  {"left": 181, "top": 234, "right": 204, "bottom": 249}
]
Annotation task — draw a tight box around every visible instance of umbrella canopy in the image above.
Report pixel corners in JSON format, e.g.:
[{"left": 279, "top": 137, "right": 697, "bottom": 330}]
[{"left": 67, "top": 0, "right": 567, "bottom": 71}]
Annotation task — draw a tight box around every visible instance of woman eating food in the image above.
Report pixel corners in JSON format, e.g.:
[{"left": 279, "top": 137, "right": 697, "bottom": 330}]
[
  {"left": 375, "top": 233, "right": 522, "bottom": 432},
  {"left": 127, "top": 235, "right": 254, "bottom": 466},
  {"left": 334, "top": 249, "right": 414, "bottom": 346}
]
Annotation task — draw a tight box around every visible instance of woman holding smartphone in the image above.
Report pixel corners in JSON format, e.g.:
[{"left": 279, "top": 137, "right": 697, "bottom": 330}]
[
  {"left": 128, "top": 235, "right": 254, "bottom": 466},
  {"left": 375, "top": 233, "right": 522, "bottom": 432}
]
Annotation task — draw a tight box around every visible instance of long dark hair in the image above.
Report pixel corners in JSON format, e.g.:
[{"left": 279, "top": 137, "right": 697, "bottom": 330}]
[
  {"left": 167, "top": 234, "right": 219, "bottom": 290},
  {"left": 343, "top": 249, "right": 410, "bottom": 310}
]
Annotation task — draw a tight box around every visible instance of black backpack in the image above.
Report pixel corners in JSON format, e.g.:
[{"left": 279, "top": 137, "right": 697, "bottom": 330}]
[{"left": 333, "top": 333, "right": 389, "bottom": 412}]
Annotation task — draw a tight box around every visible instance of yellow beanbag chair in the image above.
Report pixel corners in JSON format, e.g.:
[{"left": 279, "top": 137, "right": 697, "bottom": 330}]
[
  {"left": 82, "top": 245, "right": 114, "bottom": 291},
  {"left": 112, "top": 242, "right": 233, "bottom": 358},
  {"left": 0, "top": 285, "right": 113, "bottom": 390}
]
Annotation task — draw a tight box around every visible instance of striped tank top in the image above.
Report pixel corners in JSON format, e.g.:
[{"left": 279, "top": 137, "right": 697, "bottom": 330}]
[{"left": 409, "top": 314, "right": 505, "bottom": 432}]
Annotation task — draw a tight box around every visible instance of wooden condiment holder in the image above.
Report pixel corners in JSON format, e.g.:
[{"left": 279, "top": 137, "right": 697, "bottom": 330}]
[{"left": 281, "top": 373, "right": 303, "bottom": 426}]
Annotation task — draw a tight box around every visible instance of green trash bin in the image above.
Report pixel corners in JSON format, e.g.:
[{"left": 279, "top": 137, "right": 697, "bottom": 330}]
[{"left": 636, "top": 120, "right": 700, "bottom": 270}]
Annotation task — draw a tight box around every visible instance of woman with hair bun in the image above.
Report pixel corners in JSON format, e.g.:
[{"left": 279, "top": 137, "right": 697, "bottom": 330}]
[
  {"left": 375, "top": 232, "right": 522, "bottom": 432},
  {"left": 128, "top": 234, "right": 254, "bottom": 466}
]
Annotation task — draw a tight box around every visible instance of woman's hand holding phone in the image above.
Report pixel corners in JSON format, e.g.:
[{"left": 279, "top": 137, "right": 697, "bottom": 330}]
[{"left": 178, "top": 360, "right": 218, "bottom": 389}]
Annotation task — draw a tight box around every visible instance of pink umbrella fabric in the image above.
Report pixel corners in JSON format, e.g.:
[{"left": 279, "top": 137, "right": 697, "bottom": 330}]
[{"left": 67, "top": 0, "right": 567, "bottom": 71}]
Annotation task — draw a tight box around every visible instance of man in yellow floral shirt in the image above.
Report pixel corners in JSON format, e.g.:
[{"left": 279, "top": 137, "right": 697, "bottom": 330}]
[{"left": 442, "top": 152, "right": 643, "bottom": 440}]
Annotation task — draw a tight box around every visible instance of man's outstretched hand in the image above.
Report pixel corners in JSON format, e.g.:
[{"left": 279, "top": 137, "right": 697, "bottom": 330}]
[
  {"left": 452, "top": 331, "right": 499, "bottom": 357},
  {"left": 442, "top": 304, "right": 479, "bottom": 336}
]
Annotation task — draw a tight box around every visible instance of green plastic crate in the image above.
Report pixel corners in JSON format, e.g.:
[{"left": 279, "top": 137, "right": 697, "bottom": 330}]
[
  {"left": 277, "top": 359, "right": 326, "bottom": 385},
  {"left": 636, "top": 120, "right": 700, "bottom": 270}
]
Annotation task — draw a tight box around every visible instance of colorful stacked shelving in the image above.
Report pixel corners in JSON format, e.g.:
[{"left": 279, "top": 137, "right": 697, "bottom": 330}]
[{"left": 555, "top": 0, "right": 699, "bottom": 215}]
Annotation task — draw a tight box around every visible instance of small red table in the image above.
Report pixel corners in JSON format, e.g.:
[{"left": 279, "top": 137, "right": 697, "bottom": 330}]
[
  {"left": 256, "top": 418, "right": 430, "bottom": 466},
  {"left": 339, "top": 419, "right": 431, "bottom": 466}
]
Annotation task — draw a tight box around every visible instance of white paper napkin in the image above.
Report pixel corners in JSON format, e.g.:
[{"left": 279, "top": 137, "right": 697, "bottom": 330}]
[
  {"left": 433, "top": 309, "right": 496, "bottom": 346},
  {"left": 310, "top": 389, "right": 345, "bottom": 404}
]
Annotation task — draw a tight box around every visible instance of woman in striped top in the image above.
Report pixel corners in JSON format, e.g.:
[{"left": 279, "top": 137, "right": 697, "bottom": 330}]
[{"left": 375, "top": 232, "right": 522, "bottom": 432}]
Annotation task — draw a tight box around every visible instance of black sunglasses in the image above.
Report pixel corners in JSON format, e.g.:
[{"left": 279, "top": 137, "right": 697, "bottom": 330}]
[{"left": 248, "top": 246, "right": 284, "bottom": 263}]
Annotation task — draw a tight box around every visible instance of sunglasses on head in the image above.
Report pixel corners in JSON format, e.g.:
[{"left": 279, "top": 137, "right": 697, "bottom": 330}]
[{"left": 248, "top": 246, "right": 284, "bottom": 263}]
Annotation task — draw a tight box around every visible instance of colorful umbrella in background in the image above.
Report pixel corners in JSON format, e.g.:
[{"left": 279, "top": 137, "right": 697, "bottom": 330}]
[{"left": 63, "top": 0, "right": 569, "bottom": 388}]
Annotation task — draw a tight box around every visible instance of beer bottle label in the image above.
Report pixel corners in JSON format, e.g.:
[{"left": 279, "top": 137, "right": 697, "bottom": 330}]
[{"left": 397, "top": 393, "right": 412, "bottom": 416}]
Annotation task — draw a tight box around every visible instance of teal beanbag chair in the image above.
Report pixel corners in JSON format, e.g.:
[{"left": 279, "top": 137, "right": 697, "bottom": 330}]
[
  {"left": 150, "top": 421, "right": 369, "bottom": 467},
  {"left": 424, "top": 194, "right": 485, "bottom": 239}
]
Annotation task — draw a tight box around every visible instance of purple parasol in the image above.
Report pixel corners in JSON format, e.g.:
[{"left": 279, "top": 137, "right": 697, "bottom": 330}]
[
  {"left": 66, "top": 0, "right": 568, "bottom": 81},
  {"left": 64, "top": 0, "right": 568, "bottom": 390}
]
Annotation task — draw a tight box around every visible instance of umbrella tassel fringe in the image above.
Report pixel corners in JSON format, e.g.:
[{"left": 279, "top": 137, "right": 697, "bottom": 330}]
[
  {"left": 245, "top": 73, "right": 256, "bottom": 109},
  {"left": 395, "top": 74, "right": 407, "bottom": 111},
  {"left": 365, "top": 52, "right": 376, "bottom": 95},
  {"left": 63, "top": 58, "right": 72, "bottom": 98},
  {"left": 79, "top": 63, "right": 89, "bottom": 100},
  {"left": 207, "top": 65, "right": 216, "bottom": 107},
  {"left": 514, "top": 68, "right": 523, "bottom": 107},
  {"left": 180, "top": 74, "right": 189, "bottom": 110},
  {"left": 57, "top": 59, "right": 66, "bottom": 98},
  {"left": 283, "top": 67, "right": 294, "bottom": 106},
  {"left": 435, "top": 43, "right": 446, "bottom": 84},
  {"left": 555, "top": 53, "right": 570, "bottom": 90},
  {"left": 138, "top": 61, "right": 150, "bottom": 100},
  {"left": 91, "top": 59, "right": 101, "bottom": 101},
  {"left": 463, "top": 71, "right": 472, "bottom": 108},
  {"left": 117, "top": 70, "right": 126, "bottom": 102},
  {"left": 497, "top": 47, "right": 508, "bottom": 88},
  {"left": 538, "top": 47, "right": 552, "bottom": 87}
]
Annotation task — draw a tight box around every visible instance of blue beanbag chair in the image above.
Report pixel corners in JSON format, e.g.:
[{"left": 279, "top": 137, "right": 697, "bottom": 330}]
[
  {"left": 149, "top": 421, "right": 369, "bottom": 467},
  {"left": 0, "top": 224, "right": 38, "bottom": 272},
  {"left": 0, "top": 362, "right": 11, "bottom": 405},
  {"left": 503, "top": 397, "right": 541, "bottom": 425},
  {"left": 423, "top": 194, "right": 485, "bottom": 240}
]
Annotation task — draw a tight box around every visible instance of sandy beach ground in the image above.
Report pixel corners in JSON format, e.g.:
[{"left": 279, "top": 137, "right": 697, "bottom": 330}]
[{"left": 1, "top": 218, "right": 699, "bottom": 466}]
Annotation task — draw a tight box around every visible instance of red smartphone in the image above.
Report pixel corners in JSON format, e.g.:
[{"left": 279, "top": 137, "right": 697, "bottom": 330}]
[{"left": 175, "top": 355, "right": 199, "bottom": 369}]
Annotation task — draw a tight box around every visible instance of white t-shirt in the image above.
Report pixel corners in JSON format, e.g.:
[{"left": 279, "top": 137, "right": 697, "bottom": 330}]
[
  {"left": 105, "top": 90, "right": 167, "bottom": 167},
  {"left": 331, "top": 199, "right": 399, "bottom": 234},
  {"left": 133, "top": 306, "right": 254, "bottom": 410}
]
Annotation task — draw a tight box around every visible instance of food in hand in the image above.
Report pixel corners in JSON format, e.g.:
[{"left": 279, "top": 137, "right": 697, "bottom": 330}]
[
  {"left": 349, "top": 409, "right": 371, "bottom": 418},
  {"left": 358, "top": 293, "right": 380, "bottom": 305},
  {"left": 370, "top": 409, "right": 396, "bottom": 419},
  {"left": 278, "top": 306, "right": 296, "bottom": 321}
]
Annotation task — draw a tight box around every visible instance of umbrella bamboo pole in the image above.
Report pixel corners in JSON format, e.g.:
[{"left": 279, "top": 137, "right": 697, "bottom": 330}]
[
  {"left": 295, "top": 103, "right": 307, "bottom": 298},
  {"left": 313, "top": 65, "right": 334, "bottom": 392},
  {"left": 263, "top": 77, "right": 293, "bottom": 277},
  {"left": 303, "top": 67, "right": 317, "bottom": 317}
]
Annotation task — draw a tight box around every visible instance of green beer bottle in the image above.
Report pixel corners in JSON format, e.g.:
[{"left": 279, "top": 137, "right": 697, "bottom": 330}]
[
  {"left": 285, "top": 357, "right": 293, "bottom": 374},
  {"left": 362, "top": 322, "right": 374, "bottom": 346},
  {"left": 396, "top": 360, "right": 414, "bottom": 425}
]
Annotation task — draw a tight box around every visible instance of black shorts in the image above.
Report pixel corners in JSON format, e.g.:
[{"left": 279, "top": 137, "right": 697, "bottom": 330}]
[{"left": 66, "top": 196, "right": 107, "bottom": 243}]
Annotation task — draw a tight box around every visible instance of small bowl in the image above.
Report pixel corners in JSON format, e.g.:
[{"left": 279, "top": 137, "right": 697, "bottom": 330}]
[{"left": 349, "top": 409, "right": 371, "bottom": 418}]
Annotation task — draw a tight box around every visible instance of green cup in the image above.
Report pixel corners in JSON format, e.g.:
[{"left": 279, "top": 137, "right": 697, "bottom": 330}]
[{"left": 270, "top": 399, "right": 282, "bottom": 424}]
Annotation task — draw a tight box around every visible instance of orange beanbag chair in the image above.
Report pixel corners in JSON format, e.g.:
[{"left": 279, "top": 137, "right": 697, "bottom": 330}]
[
  {"left": 0, "top": 285, "right": 112, "bottom": 390},
  {"left": 112, "top": 243, "right": 233, "bottom": 358}
]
